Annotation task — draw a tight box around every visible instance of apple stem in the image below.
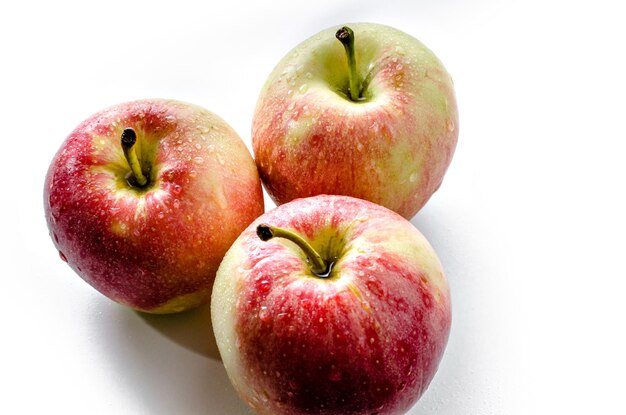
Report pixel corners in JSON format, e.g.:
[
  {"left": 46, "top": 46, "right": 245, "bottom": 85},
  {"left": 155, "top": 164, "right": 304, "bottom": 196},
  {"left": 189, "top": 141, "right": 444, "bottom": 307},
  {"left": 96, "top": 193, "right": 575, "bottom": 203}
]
[
  {"left": 257, "top": 224, "right": 330, "bottom": 277},
  {"left": 336, "top": 26, "right": 361, "bottom": 101},
  {"left": 121, "top": 128, "right": 148, "bottom": 187}
]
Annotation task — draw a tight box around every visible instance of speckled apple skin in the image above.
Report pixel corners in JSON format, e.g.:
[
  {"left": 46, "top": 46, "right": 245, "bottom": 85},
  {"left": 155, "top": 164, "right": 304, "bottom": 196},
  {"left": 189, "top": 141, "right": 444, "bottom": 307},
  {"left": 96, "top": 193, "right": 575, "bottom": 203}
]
[
  {"left": 253, "top": 23, "right": 458, "bottom": 219},
  {"left": 212, "top": 195, "right": 451, "bottom": 415},
  {"left": 44, "top": 99, "right": 264, "bottom": 313}
]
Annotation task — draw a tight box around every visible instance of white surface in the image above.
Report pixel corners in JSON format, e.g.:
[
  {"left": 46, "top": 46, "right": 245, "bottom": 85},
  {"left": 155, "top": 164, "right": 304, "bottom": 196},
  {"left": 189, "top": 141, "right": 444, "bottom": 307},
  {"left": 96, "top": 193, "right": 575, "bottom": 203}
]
[{"left": 1, "top": 0, "right": 625, "bottom": 413}]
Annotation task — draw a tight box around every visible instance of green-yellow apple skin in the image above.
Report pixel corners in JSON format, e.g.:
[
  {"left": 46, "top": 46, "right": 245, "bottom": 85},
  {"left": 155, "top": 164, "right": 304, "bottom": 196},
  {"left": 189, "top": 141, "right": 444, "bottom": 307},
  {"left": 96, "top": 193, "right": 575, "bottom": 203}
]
[
  {"left": 253, "top": 23, "right": 458, "bottom": 219},
  {"left": 212, "top": 195, "right": 451, "bottom": 415},
  {"left": 44, "top": 99, "right": 264, "bottom": 313}
]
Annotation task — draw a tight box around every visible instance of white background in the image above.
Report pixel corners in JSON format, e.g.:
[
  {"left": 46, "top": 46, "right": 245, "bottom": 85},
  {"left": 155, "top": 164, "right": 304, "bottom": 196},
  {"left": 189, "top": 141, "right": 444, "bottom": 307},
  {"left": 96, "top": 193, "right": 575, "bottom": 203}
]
[{"left": 1, "top": 0, "right": 625, "bottom": 414}]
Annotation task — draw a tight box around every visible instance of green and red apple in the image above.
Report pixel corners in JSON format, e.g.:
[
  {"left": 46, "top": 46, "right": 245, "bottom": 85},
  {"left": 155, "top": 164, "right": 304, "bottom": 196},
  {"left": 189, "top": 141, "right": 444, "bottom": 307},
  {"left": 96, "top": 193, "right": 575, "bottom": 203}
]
[
  {"left": 212, "top": 195, "right": 451, "bottom": 415},
  {"left": 253, "top": 23, "right": 459, "bottom": 219},
  {"left": 44, "top": 99, "right": 264, "bottom": 313}
]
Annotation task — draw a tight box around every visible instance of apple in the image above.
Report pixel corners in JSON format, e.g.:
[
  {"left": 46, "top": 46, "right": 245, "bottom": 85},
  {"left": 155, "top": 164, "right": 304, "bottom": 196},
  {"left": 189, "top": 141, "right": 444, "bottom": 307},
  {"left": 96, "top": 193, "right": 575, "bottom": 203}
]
[
  {"left": 212, "top": 195, "right": 451, "bottom": 415},
  {"left": 44, "top": 99, "right": 264, "bottom": 313},
  {"left": 252, "top": 23, "right": 459, "bottom": 219}
]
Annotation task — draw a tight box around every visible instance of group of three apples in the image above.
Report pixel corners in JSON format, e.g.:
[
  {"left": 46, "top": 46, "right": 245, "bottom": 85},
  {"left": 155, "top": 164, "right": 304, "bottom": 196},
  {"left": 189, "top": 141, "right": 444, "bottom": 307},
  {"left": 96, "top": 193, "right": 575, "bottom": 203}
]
[{"left": 45, "top": 23, "right": 458, "bottom": 415}]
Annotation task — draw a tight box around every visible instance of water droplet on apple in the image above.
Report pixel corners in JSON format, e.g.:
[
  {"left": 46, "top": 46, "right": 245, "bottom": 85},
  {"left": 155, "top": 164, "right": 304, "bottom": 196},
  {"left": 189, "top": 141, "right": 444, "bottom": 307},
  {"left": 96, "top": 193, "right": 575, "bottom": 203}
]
[
  {"left": 357, "top": 143, "right": 364, "bottom": 151},
  {"left": 259, "top": 306, "right": 270, "bottom": 322},
  {"left": 299, "top": 84, "right": 308, "bottom": 94},
  {"left": 172, "top": 184, "right": 182, "bottom": 195},
  {"left": 410, "top": 172, "right": 418, "bottom": 183},
  {"left": 194, "top": 156, "right": 204, "bottom": 164},
  {"left": 396, "top": 63, "right": 403, "bottom": 70},
  {"left": 259, "top": 279, "right": 271, "bottom": 292},
  {"left": 173, "top": 199, "right": 181, "bottom": 209},
  {"left": 328, "top": 368, "right": 342, "bottom": 382},
  {"left": 195, "top": 143, "right": 202, "bottom": 150},
  {"left": 325, "top": 125, "right": 332, "bottom": 133},
  {"left": 158, "top": 212, "right": 165, "bottom": 219},
  {"left": 58, "top": 251, "right": 68, "bottom": 262},
  {"left": 447, "top": 120, "right": 456, "bottom": 132},
  {"left": 288, "top": 102, "right": 295, "bottom": 111},
  {"left": 189, "top": 170, "right": 197, "bottom": 178}
]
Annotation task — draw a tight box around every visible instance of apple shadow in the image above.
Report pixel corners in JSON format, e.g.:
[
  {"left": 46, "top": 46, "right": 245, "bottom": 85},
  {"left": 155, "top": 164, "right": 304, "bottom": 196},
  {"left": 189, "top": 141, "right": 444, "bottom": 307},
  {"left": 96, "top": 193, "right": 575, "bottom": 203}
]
[
  {"left": 137, "top": 302, "right": 221, "bottom": 361},
  {"left": 94, "top": 301, "right": 254, "bottom": 414}
]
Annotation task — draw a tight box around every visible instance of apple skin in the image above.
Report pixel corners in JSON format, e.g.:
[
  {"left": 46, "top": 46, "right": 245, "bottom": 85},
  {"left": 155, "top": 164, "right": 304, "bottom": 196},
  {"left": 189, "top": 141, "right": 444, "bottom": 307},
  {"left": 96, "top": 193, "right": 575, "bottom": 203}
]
[
  {"left": 44, "top": 99, "right": 264, "bottom": 313},
  {"left": 212, "top": 195, "right": 451, "bottom": 415},
  {"left": 252, "top": 23, "right": 458, "bottom": 219}
]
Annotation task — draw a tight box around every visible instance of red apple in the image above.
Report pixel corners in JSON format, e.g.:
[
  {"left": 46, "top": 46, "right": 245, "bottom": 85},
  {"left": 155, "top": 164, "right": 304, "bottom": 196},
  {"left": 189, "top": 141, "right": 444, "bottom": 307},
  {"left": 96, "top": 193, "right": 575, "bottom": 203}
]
[
  {"left": 44, "top": 99, "right": 264, "bottom": 313},
  {"left": 253, "top": 23, "right": 459, "bottom": 219},
  {"left": 212, "top": 195, "right": 451, "bottom": 415}
]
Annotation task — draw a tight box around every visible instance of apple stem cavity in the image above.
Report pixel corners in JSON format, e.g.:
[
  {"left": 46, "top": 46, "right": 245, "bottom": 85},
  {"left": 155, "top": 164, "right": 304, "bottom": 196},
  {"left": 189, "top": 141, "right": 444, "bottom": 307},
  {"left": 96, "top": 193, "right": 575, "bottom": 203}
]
[
  {"left": 121, "top": 128, "right": 148, "bottom": 187},
  {"left": 336, "top": 26, "right": 361, "bottom": 101},
  {"left": 256, "top": 224, "right": 331, "bottom": 277}
]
